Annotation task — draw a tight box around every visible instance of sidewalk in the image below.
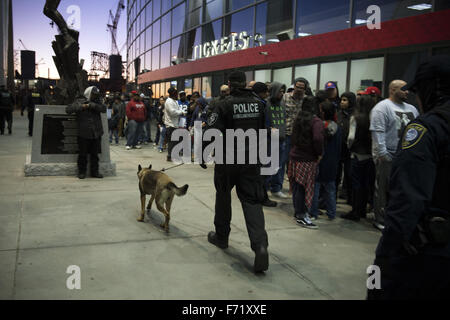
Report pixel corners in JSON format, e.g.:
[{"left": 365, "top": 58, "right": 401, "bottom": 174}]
[{"left": 0, "top": 111, "right": 380, "bottom": 300}]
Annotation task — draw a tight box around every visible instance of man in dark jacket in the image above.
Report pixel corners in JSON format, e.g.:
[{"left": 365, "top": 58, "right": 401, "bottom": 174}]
[
  {"left": 22, "top": 90, "right": 45, "bottom": 136},
  {"left": 66, "top": 86, "right": 106, "bottom": 179},
  {"left": 266, "top": 81, "right": 288, "bottom": 200},
  {"left": 206, "top": 71, "right": 269, "bottom": 273},
  {"left": 0, "top": 85, "right": 14, "bottom": 135},
  {"left": 367, "top": 55, "right": 450, "bottom": 300}
]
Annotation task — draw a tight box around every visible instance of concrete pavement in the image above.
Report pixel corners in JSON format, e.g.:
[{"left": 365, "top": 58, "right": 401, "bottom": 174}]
[{"left": 0, "top": 111, "right": 381, "bottom": 300}]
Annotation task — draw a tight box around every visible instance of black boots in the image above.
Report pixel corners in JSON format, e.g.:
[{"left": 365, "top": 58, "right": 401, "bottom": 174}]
[
  {"left": 254, "top": 245, "right": 269, "bottom": 273},
  {"left": 91, "top": 172, "right": 103, "bottom": 178},
  {"left": 207, "top": 231, "right": 228, "bottom": 249},
  {"left": 262, "top": 199, "right": 277, "bottom": 207},
  {"left": 78, "top": 173, "right": 86, "bottom": 179}
]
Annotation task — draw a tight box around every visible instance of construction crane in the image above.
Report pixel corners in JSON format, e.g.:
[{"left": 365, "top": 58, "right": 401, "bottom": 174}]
[
  {"left": 18, "top": 39, "right": 28, "bottom": 50},
  {"left": 35, "top": 58, "right": 46, "bottom": 78},
  {"left": 107, "top": 0, "right": 125, "bottom": 55}
]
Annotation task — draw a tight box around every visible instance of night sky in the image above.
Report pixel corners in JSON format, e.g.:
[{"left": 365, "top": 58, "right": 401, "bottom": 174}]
[{"left": 13, "top": 0, "right": 127, "bottom": 79}]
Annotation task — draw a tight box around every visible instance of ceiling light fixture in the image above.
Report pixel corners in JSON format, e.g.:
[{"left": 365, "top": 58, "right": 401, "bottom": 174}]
[
  {"left": 297, "top": 32, "right": 312, "bottom": 37},
  {"left": 407, "top": 4, "right": 432, "bottom": 10},
  {"left": 355, "top": 19, "right": 367, "bottom": 24}
]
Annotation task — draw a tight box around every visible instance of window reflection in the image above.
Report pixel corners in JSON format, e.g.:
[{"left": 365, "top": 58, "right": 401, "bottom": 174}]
[
  {"left": 171, "top": 36, "right": 182, "bottom": 61},
  {"left": 224, "top": 7, "right": 254, "bottom": 36},
  {"left": 172, "top": 2, "right": 186, "bottom": 37},
  {"left": 161, "top": 13, "right": 171, "bottom": 42},
  {"left": 162, "top": 0, "right": 172, "bottom": 14},
  {"left": 145, "top": 26, "right": 152, "bottom": 51},
  {"left": 152, "top": 46, "right": 160, "bottom": 70},
  {"left": 349, "top": 57, "right": 384, "bottom": 93},
  {"left": 160, "top": 41, "right": 171, "bottom": 68},
  {"left": 202, "top": 76, "right": 212, "bottom": 98},
  {"left": 296, "top": 0, "right": 349, "bottom": 37},
  {"left": 203, "top": 19, "right": 222, "bottom": 43},
  {"left": 227, "top": 0, "right": 254, "bottom": 12},
  {"left": 145, "top": 1, "right": 152, "bottom": 25},
  {"left": 153, "top": 0, "right": 161, "bottom": 19},
  {"left": 152, "top": 19, "right": 160, "bottom": 48},
  {"left": 205, "top": 0, "right": 224, "bottom": 22},
  {"left": 353, "top": 0, "right": 432, "bottom": 26},
  {"left": 186, "top": 27, "right": 202, "bottom": 59},
  {"left": 320, "top": 61, "right": 347, "bottom": 93}
]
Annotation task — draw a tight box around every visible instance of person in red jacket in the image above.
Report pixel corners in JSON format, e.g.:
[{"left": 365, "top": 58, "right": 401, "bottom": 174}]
[{"left": 125, "top": 92, "right": 147, "bottom": 150}]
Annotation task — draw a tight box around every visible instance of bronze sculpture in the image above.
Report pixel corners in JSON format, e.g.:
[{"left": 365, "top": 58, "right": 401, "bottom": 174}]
[{"left": 43, "top": 0, "right": 88, "bottom": 105}]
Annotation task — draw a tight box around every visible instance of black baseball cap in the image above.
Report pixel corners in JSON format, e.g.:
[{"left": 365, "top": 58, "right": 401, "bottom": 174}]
[
  {"left": 228, "top": 70, "right": 246, "bottom": 83},
  {"left": 403, "top": 55, "right": 450, "bottom": 92}
]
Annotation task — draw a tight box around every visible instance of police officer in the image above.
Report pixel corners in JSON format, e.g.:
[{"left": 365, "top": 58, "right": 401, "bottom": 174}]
[
  {"left": 66, "top": 86, "right": 106, "bottom": 179},
  {"left": 22, "top": 89, "right": 45, "bottom": 136},
  {"left": 206, "top": 71, "right": 269, "bottom": 273},
  {"left": 0, "top": 85, "right": 14, "bottom": 135},
  {"left": 367, "top": 55, "right": 450, "bottom": 300}
]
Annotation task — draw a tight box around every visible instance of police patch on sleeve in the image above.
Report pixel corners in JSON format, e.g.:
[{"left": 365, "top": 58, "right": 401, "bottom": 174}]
[
  {"left": 402, "top": 123, "right": 427, "bottom": 150},
  {"left": 207, "top": 113, "right": 218, "bottom": 126}
]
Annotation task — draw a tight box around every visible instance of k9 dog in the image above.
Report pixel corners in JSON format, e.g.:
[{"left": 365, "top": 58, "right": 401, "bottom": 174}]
[{"left": 137, "top": 164, "right": 189, "bottom": 232}]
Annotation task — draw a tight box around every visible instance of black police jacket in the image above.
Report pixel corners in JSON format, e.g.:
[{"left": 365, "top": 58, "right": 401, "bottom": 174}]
[
  {"left": 0, "top": 91, "right": 14, "bottom": 110},
  {"left": 66, "top": 98, "right": 106, "bottom": 139},
  {"left": 205, "top": 88, "right": 266, "bottom": 165},
  {"left": 376, "top": 99, "right": 450, "bottom": 258}
]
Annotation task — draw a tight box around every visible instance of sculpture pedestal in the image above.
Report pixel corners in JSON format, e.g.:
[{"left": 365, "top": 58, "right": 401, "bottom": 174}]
[{"left": 24, "top": 105, "right": 116, "bottom": 177}]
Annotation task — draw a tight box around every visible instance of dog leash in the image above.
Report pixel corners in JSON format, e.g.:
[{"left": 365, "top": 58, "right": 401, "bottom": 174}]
[{"left": 161, "top": 163, "right": 185, "bottom": 172}]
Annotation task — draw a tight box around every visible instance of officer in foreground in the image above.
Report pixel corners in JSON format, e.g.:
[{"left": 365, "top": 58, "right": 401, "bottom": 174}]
[
  {"left": 206, "top": 71, "right": 269, "bottom": 273},
  {"left": 367, "top": 55, "right": 450, "bottom": 299},
  {"left": 66, "top": 86, "right": 106, "bottom": 179}
]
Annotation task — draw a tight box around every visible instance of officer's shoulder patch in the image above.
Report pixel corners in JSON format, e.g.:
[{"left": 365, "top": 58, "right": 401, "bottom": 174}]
[
  {"left": 207, "top": 112, "right": 218, "bottom": 126},
  {"left": 402, "top": 123, "right": 427, "bottom": 150}
]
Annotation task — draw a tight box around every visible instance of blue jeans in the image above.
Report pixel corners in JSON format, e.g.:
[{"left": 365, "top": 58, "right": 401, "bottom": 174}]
[
  {"left": 270, "top": 138, "right": 289, "bottom": 193},
  {"left": 109, "top": 129, "right": 118, "bottom": 143},
  {"left": 311, "top": 181, "right": 336, "bottom": 219},
  {"left": 126, "top": 120, "right": 144, "bottom": 147},
  {"left": 158, "top": 125, "right": 166, "bottom": 151},
  {"left": 138, "top": 119, "right": 151, "bottom": 142}
]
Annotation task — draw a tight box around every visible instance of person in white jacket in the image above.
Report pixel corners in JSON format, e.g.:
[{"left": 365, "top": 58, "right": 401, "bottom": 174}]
[{"left": 164, "top": 87, "right": 186, "bottom": 161}]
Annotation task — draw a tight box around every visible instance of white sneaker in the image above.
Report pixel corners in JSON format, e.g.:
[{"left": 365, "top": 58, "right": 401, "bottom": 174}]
[
  {"left": 126, "top": 146, "right": 131, "bottom": 150},
  {"left": 135, "top": 145, "right": 142, "bottom": 149},
  {"left": 271, "top": 191, "right": 289, "bottom": 199}
]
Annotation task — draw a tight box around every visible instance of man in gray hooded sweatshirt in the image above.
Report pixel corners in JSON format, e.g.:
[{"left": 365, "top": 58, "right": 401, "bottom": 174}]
[
  {"left": 265, "top": 82, "right": 287, "bottom": 197},
  {"left": 66, "top": 86, "right": 106, "bottom": 179}
]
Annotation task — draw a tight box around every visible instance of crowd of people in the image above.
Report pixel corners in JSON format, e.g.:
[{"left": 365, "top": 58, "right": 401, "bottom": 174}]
[
  {"left": 102, "top": 75, "right": 419, "bottom": 233},
  {"left": 0, "top": 75, "right": 421, "bottom": 233}
]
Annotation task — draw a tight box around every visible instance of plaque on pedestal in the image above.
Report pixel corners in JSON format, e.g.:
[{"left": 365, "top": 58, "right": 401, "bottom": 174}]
[{"left": 24, "top": 105, "right": 116, "bottom": 177}]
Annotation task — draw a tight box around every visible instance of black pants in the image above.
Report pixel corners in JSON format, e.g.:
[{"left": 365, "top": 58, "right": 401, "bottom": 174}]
[
  {"left": 337, "top": 154, "right": 352, "bottom": 204},
  {"left": 214, "top": 164, "right": 268, "bottom": 251},
  {"left": 351, "top": 157, "right": 375, "bottom": 217},
  {"left": 78, "top": 137, "right": 101, "bottom": 175},
  {"left": 166, "top": 127, "right": 176, "bottom": 160},
  {"left": 0, "top": 109, "right": 13, "bottom": 133},
  {"left": 28, "top": 110, "right": 34, "bottom": 136},
  {"left": 367, "top": 254, "right": 450, "bottom": 300}
]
